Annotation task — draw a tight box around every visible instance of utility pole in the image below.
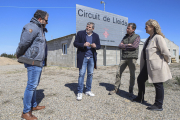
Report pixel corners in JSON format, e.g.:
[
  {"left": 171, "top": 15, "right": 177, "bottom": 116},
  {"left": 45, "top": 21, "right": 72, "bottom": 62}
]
[
  {"left": 101, "top": 1, "right": 106, "bottom": 66},
  {"left": 100, "top": 1, "right": 105, "bottom": 11}
]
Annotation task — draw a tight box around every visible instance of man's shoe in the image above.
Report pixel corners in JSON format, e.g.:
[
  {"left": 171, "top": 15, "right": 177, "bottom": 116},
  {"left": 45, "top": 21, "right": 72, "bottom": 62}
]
[
  {"left": 146, "top": 104, "right": 163, "bottom": 111},
  {"left": 85, "top": 91, "right": 95, "bottom": 96},
  {"left": 132, "top": 97, "right": 144, "bottom": 103},
  {"left": 32, "top": 105, "right": 45, "bottom": 111},
  {"left": 76, "top": 93, "right": 82, "bottom": 101},
  {"left": 29, "top": 111, "right": 35, "bottom": 117},
  {"left": 21, "top": 111, "right": 37, "bottom": 120},
  {"left": 109, "top": 89, "right": 119, "bottom": 95}
]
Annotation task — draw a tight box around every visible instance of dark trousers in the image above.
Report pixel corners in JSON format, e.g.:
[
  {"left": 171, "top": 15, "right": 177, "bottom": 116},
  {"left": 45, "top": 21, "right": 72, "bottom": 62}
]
[{"left": 137, "top": 63, "right": 164, "bottom": 108}]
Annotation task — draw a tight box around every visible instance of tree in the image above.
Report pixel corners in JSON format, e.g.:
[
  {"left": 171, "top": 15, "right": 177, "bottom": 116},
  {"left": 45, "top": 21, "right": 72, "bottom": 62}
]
[{"left": 0, "top": 53, "right": 16, "bottom": 58}]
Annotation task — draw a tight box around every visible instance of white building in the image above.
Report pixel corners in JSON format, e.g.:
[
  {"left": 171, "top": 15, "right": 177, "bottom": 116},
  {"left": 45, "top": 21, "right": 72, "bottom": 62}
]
[{"left": 47, "top": 34, "right": 179, "bottom": 67}]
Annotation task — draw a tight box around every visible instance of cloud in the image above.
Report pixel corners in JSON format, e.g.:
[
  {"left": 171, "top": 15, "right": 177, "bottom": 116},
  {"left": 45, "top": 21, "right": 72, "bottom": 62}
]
[
  {"left": 141, "top": 38, "right": 146, "bottom": 42},
  {"left": 135, "top": 29, "right": 143, "bottom": 33}
]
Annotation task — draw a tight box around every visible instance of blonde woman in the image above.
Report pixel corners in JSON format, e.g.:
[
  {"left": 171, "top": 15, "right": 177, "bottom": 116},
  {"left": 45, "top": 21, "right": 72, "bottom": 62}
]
[{"left": 132, "top": 19, "right": 172, "bottom": 111}]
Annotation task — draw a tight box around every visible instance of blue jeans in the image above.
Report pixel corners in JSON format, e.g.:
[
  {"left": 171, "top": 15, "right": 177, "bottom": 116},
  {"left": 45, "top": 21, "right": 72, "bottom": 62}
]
[
  {"left": 23, "top": 63, "right": 43, "bottom": 113},
  {"left": 77, "top": 57, "right": 94, "bottom": 93}
]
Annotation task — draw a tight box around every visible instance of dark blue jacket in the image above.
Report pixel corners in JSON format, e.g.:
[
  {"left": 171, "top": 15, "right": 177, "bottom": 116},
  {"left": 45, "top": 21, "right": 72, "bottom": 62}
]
[{"left": 74, "top": 30, "right": 101, "bottom": 69}]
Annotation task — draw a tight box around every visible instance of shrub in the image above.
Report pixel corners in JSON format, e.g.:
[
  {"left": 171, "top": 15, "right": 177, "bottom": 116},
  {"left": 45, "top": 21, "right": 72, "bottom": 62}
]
[{"left": 0, "top": 53, "right": 16, "bottom": 58}]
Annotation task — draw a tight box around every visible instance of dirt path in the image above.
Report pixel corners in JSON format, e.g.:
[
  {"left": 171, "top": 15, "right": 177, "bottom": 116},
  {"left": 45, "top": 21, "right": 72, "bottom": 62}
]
[{"left": 0, "top": 63, "right": 180, "bottom": 119}]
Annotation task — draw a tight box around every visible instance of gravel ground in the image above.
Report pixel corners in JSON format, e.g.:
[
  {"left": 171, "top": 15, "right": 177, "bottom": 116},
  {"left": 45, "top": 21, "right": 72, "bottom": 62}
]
[{"left": 0, "top": 63, "right": 180, "bottom": 120}]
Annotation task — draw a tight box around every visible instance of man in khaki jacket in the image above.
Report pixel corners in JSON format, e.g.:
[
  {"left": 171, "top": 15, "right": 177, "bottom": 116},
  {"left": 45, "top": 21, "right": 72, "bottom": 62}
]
[{"left": 109, "top": 23, "right": 140, "bottom": 96}]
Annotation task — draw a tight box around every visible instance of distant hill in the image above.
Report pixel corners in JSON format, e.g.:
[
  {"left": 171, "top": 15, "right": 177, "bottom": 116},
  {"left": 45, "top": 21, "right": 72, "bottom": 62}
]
[{"left": 0, "top": 57, "right": 20, "bottom": 66}]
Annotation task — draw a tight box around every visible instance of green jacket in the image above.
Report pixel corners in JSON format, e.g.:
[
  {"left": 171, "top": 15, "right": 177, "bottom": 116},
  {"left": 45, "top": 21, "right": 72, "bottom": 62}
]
[{"left": 122, "top": 33, "right": 140, "bottom": 59}]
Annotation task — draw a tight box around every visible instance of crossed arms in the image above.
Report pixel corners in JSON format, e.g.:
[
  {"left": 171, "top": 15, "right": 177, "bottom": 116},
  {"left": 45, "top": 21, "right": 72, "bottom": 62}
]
[{"left": 118, "top": 36, "right": 140, "bottom": 50}]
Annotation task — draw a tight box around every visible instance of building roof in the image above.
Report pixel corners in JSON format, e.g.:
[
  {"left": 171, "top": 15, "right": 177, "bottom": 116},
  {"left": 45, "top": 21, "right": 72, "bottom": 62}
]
[
  {"left": 164, "top": 38, "right": 179, "bottom": 47},
  {"left": 141, "top": 38, "right": 178, "bottom": 47},
  {"left": 47, "top": 34, "right": 178, "bottom": 48},
  {"left": 47, "top": 33, "right": 76, "bottom": 43}
]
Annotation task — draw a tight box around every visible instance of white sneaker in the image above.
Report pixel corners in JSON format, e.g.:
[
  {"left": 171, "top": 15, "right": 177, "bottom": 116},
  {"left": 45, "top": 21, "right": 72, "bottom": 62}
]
[
  {"left": 76, "top": 93, "right": 82, "bottom": 101},
  {"left": 85, "top": 91, "right": 95, "bottom": 96}
]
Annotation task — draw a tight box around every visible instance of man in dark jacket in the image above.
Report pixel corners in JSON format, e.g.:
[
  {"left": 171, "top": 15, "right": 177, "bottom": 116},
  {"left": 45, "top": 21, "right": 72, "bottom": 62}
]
[
  {"left": 74, "top": 22, "right": 101, "bottom": 101},
  {"left": 16, "top": 10, "right": 49, "bottom": 120},
  {"left": 109, "top": 23, "right": 140, "bottom": 97}
]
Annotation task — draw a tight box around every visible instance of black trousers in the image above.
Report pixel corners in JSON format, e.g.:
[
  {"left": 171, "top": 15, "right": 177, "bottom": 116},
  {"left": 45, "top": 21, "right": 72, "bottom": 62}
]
[{"left": 137, "top": 63, "right": 164, "bottom": 108}]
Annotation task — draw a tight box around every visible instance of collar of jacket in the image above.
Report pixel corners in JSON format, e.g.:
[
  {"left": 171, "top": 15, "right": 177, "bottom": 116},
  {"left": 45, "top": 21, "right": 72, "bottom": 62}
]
[
  {"left": 84, "top": 30, "right": 94, "bottom": 35},
  {"left": 43, "top": 28, "right": 48, "bottom": 33},
  {"left": 30, "top": 17, "right": 42, "bottom": 28},
  {"left": 83, "top": 30, "right": 95, "bottom": 42},
  {"left": 147, "top": 33, "right": 157, "bottom": 41},
  {"left": 125, "top": 32, "right": 135, "bottom": 37}
]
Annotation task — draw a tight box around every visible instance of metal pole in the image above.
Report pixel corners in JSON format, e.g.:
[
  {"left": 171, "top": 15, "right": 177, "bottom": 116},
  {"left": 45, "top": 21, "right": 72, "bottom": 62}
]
[
  {"left": 103, "top": 45, "right": 106, "bottom": 66},
  {"left": 101, "top": 1, "right": 105, "bottom": 11},
  {"left": 104, "top": 3, "right": 105, "bottom": 11},
  {"left": 116, "top": 47, "right": 117, "bottom": 65},
  {"left": 101, "top": 1, "right": 106, "bottom": 66}
]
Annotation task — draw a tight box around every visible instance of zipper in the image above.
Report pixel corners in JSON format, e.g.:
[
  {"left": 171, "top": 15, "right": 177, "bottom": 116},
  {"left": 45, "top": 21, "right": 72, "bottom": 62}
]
[{"left": 41, "top": 27, "right": 46, "bottom": 61}]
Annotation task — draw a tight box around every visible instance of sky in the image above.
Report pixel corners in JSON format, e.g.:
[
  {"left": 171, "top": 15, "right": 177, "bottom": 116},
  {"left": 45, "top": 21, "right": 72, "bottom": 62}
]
[{"left": 0, "top": 0, "right": 180, "bottom": 55}]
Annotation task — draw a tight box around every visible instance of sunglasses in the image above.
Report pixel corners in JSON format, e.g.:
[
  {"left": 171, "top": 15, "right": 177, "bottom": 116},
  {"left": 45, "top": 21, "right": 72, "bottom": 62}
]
[{"left": 43, "top": 19, "right": 48, "bottom": 23}]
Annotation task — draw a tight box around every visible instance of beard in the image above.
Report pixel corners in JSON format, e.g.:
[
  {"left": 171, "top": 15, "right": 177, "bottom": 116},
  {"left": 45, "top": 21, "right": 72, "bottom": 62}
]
[{"left": 42, "top": 24, "right": 46, "bottom": 28}]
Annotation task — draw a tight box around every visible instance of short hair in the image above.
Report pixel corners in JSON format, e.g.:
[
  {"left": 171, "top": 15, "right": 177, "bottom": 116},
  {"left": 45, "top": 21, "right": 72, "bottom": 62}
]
[
  {"left": 87, "top": 22, "right": 95, "bottom": 29},
  {"left": 34, "top": 10, "right": 48, "bottom": 20},
  {"left": 146, "top": 19, "right": 165, "bottom": 38},
  {"left": 128, "top": 23, "right": 136, "bottom": 30}
]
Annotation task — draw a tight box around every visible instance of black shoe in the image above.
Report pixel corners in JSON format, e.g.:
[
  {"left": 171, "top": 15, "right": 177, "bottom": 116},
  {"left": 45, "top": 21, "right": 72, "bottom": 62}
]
[
  {"left": 129, "top": 89, "right": 133, "bottom": 97},
  {"left": 129, "top": 89, "right": 133, "bottom": 94},
  {"left": 146, "top": 104, "right": 163, "bottom": 111},
  {"left": 132, "top": 97, "right": 144, "bottom": 103}
]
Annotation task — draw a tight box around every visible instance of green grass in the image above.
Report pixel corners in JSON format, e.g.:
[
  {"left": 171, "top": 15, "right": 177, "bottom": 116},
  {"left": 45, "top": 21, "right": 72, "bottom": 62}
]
[
  {"left": 5, "top": 70, "right": 25, "bottom": 74},
  {"left": 175, "top": 76, "right": 180, "bottom": 85},
  {"left": 163, "top": 81, "right": 172, "bottom": 88},
  {"left": 145, "top": 80, "right": 172, "bottom": 88},
  {"left": 2, "top": 100, "right": 10, "bottom": 104},
  {"left": 145, "top": 81, "right": 154, "bottom": 87}
]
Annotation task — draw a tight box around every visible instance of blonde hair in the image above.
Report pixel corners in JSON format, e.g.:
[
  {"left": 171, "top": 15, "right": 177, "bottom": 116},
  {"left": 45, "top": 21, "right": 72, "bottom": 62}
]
[{"left": 146, "top": 19, "right": 165, "bottom": 38}]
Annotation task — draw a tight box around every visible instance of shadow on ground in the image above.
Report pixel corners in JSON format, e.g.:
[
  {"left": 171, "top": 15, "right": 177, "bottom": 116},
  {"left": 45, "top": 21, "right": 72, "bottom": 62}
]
[
  {"left": 99, "top": 82, "right": 114, "bottom": 91},
  {"left": 36, "top": 89, "right": 45, "bottom": 105},
  {"left": 65, "top": 83, "right": 78, "bottom": 95},
  {"left": 21, "top": 89, "right": 45, "bottom": 105},
  {"left": 99, "top": 82, "right": 151, "bottom": 106},
  {"left": 65, "top": 83, "right": 87, "bottom": 96}
]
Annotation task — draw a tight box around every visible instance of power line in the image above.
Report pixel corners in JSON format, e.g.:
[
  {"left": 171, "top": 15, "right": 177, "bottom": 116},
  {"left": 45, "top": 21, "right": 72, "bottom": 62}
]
[{"left": 0, "top": 6, "right": 75, "bottom": 8}]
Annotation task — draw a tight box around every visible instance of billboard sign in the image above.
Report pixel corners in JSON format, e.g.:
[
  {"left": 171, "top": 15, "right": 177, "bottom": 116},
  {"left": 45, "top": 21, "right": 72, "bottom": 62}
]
[{"left": 76, "top": 4, "right": 128, "bottom": 46}]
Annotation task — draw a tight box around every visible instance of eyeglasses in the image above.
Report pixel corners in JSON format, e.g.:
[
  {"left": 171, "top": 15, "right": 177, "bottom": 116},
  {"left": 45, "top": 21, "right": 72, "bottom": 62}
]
[{"left": 86, "top": 26, "right": 92, "bottom": 28}]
